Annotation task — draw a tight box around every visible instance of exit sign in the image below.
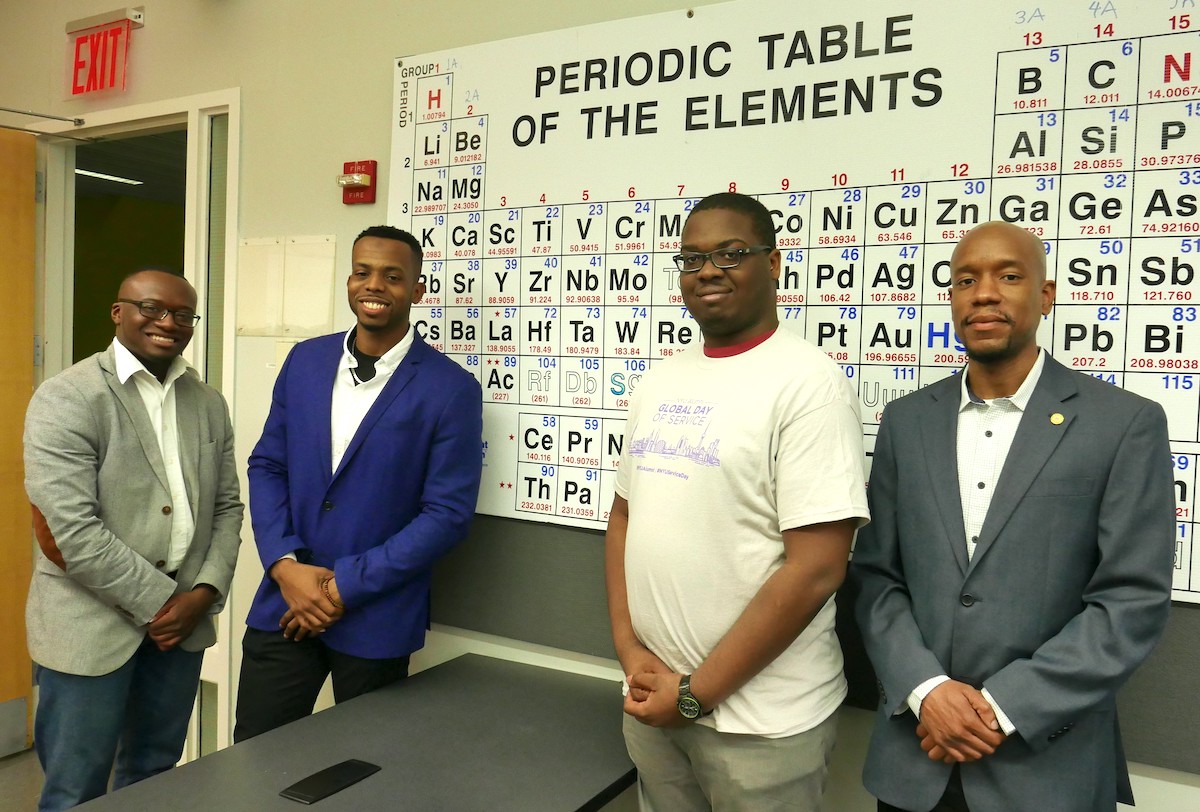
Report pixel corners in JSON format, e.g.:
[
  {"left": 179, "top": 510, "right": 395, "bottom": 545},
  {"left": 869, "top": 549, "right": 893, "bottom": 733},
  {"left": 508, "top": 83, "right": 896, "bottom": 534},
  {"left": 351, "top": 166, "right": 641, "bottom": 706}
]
[{"left": 66, "top": 19, "right": 133, "bottom": 96}]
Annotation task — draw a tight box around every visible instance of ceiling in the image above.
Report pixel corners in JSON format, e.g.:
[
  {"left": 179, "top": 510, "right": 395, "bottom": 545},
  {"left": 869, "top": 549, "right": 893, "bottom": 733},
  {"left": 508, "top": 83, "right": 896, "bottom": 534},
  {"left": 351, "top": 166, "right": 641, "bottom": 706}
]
[{"left": 75, "top": 129, "right": 187, "bottom": 204}]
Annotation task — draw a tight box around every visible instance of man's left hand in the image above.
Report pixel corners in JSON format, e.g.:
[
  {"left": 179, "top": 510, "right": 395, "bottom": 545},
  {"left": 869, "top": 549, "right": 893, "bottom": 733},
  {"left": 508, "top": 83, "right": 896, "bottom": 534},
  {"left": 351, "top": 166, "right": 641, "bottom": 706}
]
[
  {"left": 624, "top": 672, "right": 691, "bottom": 728},
  {"left": 148, "top": 586, "right": 218, "bottom": 651},
  {"left": 916, "top": 717, "right": 1007, "bottom": 764},
  {"left": 280, "top": 605, "right": 344, "bottom": 640},
  {"left": 917, "top": 724, "right": 954, "bottom": 763}
]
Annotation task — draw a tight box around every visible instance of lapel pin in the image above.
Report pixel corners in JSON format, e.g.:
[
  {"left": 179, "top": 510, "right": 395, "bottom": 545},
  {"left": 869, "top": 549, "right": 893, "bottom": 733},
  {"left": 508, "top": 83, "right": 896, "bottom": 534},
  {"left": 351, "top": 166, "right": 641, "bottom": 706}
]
[{"left": 1050, "top": 413, "right": 1064, "bottom": 425}]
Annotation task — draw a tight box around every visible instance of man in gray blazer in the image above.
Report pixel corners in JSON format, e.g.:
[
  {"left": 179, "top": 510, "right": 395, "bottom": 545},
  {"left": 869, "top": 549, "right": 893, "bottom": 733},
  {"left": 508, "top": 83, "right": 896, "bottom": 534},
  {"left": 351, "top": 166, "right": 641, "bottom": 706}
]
[
  {"left": 852, "top": 221, "right": 1174, "bottom": 812},
  {"left": 24, "top": 268, "right": 242, "bottom": 812}
]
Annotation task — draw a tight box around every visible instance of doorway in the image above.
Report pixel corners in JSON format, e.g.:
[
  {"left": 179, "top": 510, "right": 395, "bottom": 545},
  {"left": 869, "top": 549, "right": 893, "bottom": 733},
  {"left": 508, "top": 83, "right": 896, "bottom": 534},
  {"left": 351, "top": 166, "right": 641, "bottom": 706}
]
[{"left": 73, "top": 129, "right": 187, "bottom": 361}]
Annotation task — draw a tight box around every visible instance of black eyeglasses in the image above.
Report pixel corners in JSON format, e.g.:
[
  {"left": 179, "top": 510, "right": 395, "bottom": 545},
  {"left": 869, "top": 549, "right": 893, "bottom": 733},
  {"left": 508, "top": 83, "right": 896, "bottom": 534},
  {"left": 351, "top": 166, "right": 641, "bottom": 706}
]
[
  {"left": 672, "top": 245, "right": 772, "bottom": 273},
  {"left": 116, "top": 299, "right": 201, "bottom": 327}
]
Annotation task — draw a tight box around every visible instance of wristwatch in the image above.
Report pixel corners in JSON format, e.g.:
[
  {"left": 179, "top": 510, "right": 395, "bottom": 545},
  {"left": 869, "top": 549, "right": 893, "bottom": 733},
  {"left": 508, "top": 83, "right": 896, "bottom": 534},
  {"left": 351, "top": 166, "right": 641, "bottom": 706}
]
[{"left": 677, "top": 674, "right": 704, "bottom": 720}]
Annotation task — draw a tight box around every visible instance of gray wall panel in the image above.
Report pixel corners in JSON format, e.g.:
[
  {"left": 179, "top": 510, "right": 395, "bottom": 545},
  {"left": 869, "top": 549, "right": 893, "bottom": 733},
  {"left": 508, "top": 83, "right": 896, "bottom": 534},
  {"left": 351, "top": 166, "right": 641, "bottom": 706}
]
[
  {"left": 432, "top": 516, "right": 614, "bottom": 658},
  {"left": 1118, "top": 604, "right": 1200, "bottom": 774}
]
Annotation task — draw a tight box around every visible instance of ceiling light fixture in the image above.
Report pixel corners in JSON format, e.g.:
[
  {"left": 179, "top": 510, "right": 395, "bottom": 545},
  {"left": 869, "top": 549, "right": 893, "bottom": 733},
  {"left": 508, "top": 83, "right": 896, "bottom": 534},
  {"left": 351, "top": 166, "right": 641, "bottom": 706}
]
[{"left": 75, "top": 168, "right": 143, "bottom": 185}]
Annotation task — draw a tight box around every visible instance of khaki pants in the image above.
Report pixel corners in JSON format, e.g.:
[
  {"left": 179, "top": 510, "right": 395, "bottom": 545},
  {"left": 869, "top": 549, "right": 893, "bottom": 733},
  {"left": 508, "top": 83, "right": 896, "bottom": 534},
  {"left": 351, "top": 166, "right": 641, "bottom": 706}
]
[{"left": 622, "top": 711, "right": 839, "bottom": 812}]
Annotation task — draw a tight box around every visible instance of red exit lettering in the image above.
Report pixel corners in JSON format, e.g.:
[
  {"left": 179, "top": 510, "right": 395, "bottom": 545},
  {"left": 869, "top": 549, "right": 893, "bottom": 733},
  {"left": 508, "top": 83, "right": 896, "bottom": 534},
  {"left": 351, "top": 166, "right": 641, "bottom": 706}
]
[{"left": 70, "top": 22, "right": 130, "bottom": 96}]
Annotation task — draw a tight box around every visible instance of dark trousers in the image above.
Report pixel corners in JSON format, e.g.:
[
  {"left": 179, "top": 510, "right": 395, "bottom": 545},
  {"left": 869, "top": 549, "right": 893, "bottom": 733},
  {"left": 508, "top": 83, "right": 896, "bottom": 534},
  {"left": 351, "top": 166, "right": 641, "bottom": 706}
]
[
  {"left": 233, "top": 627, "right": 409, "bottom": 742},
  {"left": 878, "top": 765, "right": 970, "bottom": 812}
]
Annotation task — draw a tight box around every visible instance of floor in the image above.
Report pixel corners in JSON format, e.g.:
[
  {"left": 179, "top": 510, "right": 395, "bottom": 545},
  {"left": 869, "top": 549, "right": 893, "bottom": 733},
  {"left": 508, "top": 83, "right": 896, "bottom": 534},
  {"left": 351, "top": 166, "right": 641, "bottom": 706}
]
[{"left": 0, "top": 748, "right": 40, "bottom": 812}]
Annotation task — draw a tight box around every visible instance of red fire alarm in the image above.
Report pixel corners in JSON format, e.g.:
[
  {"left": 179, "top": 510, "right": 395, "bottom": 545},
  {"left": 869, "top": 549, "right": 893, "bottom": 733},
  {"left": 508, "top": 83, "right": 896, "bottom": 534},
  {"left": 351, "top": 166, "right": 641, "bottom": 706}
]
[{"left": 338, "top": 160, "right": 377, "bottom": 205}]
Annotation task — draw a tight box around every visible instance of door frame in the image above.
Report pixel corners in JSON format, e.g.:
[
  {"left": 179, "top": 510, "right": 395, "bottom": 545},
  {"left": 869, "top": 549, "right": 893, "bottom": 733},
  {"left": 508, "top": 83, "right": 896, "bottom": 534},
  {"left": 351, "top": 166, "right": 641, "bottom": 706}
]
[{"left": 40, "top": 89, "right": 241, "bottom": 385}]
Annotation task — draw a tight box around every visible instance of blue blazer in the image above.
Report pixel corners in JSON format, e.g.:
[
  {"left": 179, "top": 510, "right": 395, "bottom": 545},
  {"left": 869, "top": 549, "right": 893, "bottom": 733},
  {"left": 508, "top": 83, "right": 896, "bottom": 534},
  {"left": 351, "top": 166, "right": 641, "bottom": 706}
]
[
  {"left": 245, "top": 331, "right": 483, "bottom": 659},
  {"left": 852, "top": 355, "right": 1174, "bottom": 812}
]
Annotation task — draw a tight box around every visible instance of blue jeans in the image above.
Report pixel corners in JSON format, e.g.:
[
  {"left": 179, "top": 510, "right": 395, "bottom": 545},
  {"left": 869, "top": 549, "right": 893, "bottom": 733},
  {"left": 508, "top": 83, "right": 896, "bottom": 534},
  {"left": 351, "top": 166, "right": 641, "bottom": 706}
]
[{"left": 34, "top": 639, "right": 204, "bottom": 812}]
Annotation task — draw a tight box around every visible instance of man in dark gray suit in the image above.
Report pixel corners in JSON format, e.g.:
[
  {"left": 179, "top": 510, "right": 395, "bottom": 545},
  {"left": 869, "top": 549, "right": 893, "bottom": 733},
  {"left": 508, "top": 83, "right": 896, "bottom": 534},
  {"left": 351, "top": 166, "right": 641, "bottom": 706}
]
[
  {"left": 852, "top": 221, "right": 1174, "bottom": 812},
  {"left": 24, "top": 269, "right": 242, "bottom": 811}
]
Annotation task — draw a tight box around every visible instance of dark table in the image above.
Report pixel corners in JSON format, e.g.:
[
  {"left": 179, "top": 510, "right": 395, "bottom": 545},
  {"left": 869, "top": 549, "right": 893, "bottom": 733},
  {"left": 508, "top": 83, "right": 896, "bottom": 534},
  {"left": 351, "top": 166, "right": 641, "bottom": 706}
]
[{"left": 78, "top": 654, "right": 635, "bottom": 811}]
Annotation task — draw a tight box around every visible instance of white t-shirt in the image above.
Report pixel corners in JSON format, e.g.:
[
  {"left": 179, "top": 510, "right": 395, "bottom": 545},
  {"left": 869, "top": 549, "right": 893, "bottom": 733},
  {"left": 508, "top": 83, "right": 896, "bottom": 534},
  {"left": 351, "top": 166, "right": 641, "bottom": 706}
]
[{"left": 616, "top": 329, "right": 869, "bottom": 737}]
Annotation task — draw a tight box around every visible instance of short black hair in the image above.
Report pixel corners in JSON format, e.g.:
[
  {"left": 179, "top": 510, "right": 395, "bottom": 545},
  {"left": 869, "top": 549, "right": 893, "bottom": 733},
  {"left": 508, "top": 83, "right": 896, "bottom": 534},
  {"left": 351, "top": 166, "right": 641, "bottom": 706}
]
[
  {"left": 353, "top": 225, "right": 424, "bottom": 270},
  {"left": 117, "top": 266, "right": 186, "bottom": 293},
  {"left": 687, "top": 193, "right": 776, "bottom": 248}
]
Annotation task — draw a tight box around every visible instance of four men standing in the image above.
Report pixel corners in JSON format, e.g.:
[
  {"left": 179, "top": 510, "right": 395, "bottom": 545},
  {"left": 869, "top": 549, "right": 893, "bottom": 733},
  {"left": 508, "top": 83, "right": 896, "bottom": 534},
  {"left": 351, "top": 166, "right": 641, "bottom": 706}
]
[{"left": 21, "top": 214, "right": 1176, "bottom": 812}]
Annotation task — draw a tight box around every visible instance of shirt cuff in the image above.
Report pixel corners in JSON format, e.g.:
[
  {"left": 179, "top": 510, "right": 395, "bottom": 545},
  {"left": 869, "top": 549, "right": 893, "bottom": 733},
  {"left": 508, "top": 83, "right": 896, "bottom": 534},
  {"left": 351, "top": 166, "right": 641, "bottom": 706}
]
[
  {"left": 906, "top": 675, "right": 951, "bottom": 718},
  {"left": 981, "top": 688, "right": 1017, "bottom": 736},
  {"left": 277, "top": 552, "right": 298, "bottom": 563}
]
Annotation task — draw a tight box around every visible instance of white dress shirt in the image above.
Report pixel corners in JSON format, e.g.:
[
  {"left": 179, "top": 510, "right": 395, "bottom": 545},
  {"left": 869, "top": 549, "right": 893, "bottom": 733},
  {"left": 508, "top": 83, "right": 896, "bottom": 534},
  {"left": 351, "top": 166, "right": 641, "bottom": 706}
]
[
  {"left": 329, "top": 327, "right": 414, "bottom": 473},
  {"left": 112, "top": 338, "right": 195, "bottom": 572}
]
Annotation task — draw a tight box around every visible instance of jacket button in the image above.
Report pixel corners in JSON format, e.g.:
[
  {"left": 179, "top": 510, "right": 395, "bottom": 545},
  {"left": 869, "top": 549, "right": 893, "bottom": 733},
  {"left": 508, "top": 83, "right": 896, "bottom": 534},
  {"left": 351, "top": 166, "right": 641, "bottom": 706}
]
[
  {"left": 960, "top": 594, "right": 975, "bottom": 607},
  {"left": 162, "top": 505, "right": 172, "bottom": 515},
  {"left": 322, "top": 500, "right": 333, "bottom": 511}
]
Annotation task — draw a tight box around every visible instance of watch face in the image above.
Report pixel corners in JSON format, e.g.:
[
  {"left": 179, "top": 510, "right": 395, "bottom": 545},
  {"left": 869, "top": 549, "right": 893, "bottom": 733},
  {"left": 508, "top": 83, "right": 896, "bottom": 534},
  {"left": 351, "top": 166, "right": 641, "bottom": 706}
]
[{"left": 677, "top": 695, "right": 702, "bottom": 720}]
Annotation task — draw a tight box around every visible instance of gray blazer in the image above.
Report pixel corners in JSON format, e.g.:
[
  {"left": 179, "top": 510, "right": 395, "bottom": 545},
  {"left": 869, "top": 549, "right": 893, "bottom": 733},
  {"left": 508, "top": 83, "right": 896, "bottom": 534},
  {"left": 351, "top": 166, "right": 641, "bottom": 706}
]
[
  {"left": 852, "top": 354, "right": 1174, "bottom": 812},
  {"left": 24, "top": 345, "right": 242, "bottom": 676}
]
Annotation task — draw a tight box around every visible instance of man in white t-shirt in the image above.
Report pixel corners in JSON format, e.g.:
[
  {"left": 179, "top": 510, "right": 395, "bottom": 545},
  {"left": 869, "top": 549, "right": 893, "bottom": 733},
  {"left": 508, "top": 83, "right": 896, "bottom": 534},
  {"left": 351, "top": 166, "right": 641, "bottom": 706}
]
[{"left": 605, "top": 192, "right": 870, "bottom": 812}]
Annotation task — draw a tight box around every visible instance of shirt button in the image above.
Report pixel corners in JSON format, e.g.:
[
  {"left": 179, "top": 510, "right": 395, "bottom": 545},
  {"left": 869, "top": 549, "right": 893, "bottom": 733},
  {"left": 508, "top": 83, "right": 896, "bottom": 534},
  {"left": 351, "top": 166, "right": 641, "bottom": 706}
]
[
  {"left": 322, "top": 500, "right": 333, "bottom": 511},
  {"left": 155, "top": 560, "right": 167, "bottom": 568},
  {"left": 971, "top": 535, "right": 979, "bottom": 543},
  {"left": 977, "top": 482, "right": 985, "bottom": 489},
  {"left": 960, "top": 594, "right": 976, "bottom": 607},
  {"left": 985, "top": 430, "right": 993, "bottom": 437},
  {"left": 162, "top": 505, "right": 172, "bottom": 515}
]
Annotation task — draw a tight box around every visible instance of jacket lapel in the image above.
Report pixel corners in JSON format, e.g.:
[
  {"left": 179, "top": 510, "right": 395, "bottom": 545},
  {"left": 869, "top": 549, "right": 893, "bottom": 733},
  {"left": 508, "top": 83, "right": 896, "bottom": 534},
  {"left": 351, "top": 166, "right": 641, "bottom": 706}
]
[
  {"left": 969, "top": 356, "right": 1078, "bottom": 569},
  {"left": 313, "top": 346, "right": 337, "bottom": 485},
  {"left": 99, "top": 348, "right": 171, "bottom": 493},
  {"left": 921, "top": 373, "right": 970, "bottom": 576},
  {"left": 330, "top": 335, "right": 423, "bottom": 482},
  {"left": 175, "top": 374, "right": 201, "bottom": 515}
]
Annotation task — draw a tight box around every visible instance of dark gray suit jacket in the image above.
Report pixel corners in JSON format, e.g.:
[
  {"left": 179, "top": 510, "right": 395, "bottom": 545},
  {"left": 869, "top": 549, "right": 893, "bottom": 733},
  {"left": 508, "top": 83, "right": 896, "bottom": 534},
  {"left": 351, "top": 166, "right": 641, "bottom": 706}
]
[
  {"left": 852, "top": 354, "right": 1174, "bottom": 812},
  {"left": 24, "top": 345, "right": 243, "bottom": 675}
]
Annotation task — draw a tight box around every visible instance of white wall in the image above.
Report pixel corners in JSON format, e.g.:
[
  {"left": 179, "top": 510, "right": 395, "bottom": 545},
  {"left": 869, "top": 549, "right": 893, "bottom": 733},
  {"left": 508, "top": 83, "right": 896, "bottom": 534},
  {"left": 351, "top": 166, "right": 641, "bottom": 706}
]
[{"left": 3, "top": 2, "right": 1199, "bottom": 808}]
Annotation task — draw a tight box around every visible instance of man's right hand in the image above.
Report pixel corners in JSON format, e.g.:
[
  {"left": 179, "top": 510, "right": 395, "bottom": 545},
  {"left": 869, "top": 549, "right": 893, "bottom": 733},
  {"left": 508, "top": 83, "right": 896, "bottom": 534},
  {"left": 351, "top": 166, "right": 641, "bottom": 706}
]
[
  {"left": 269, "top": 558, "right": 342, "bottom": 636},
  {"left": 618, "top": 642, "right": 670, "bottom": 702},
  {"left": 917, "top": 679, "right": 1006, "bottom": 763}
]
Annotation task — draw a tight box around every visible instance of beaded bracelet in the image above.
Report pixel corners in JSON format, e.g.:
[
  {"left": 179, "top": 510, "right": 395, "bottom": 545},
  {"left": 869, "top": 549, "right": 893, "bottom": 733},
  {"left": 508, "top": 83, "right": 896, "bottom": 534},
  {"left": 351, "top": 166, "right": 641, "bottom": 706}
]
[{"left": 320, "top": 576, "right": 344, "bottom": 609}]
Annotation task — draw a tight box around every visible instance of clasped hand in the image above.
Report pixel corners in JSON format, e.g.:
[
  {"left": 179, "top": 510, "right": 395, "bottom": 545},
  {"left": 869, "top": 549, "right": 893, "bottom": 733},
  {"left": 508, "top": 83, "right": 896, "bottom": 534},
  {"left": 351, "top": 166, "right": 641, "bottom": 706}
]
[
  {"left": 270, "top": 559, "right": 344, "bottom": 640},
  {"left": 148, "top": 586, "right": 217, "bottom": 651},
  {"left": 624, "top": 670, "right": 694, "bottom": 727},
  {"left": 619, "top": 645, "right": 690, "bottom": 728},
  {"left": 916, "top": 680, "right": 1007, "bottom": 764}
]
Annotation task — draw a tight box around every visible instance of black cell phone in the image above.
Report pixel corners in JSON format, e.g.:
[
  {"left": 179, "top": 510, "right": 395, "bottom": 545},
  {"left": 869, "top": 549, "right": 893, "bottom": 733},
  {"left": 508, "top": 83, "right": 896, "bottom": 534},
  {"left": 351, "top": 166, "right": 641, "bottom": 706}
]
[{"left": 279, "top": 759, "right": 381, "bottom": 804}]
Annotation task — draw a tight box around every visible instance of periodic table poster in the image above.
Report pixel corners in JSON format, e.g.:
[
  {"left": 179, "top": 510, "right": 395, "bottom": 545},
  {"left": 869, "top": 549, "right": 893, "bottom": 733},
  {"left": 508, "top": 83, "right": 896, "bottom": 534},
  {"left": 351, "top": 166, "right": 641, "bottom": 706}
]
[{"left": 389, "top": 0, "right": 1200, "bottom": 603}]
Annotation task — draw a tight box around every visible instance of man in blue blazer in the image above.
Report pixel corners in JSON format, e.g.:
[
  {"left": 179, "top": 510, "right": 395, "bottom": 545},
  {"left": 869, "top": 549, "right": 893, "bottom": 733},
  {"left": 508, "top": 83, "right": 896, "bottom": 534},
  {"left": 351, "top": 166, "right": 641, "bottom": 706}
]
[
  {"left": 234, "top": 225, "right": 483, "bottom": 741},
  {"left": 852, "top": 221, "right": 1174, "bottom": 812}
]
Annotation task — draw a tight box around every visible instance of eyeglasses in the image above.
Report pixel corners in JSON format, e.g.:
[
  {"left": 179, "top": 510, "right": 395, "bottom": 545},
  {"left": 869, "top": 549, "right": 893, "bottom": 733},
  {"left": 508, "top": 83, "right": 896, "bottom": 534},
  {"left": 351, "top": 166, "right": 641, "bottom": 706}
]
[
  {"left": 672, "top": 245, "right": 772, "bottom": 273},
  {"left": 116, "top": 299, "right": 201, "bottom": 327}
]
